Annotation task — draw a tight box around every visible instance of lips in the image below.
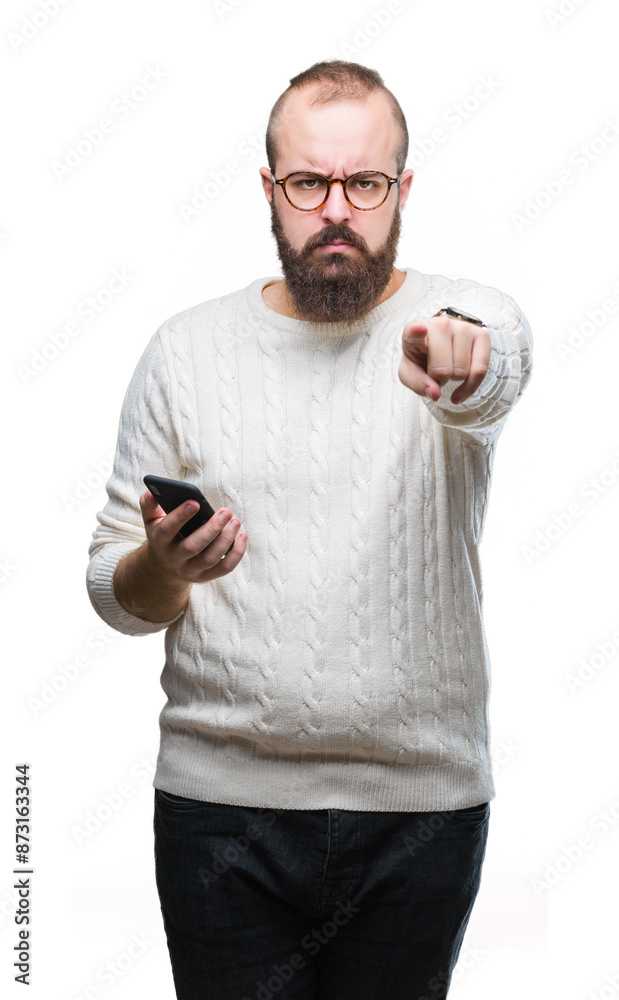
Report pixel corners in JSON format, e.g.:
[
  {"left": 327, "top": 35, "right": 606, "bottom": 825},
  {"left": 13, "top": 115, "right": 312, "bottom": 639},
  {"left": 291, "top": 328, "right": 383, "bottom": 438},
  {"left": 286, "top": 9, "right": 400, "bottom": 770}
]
[{"left": 319, "top": 241, "right": 353, "bottom": 252}]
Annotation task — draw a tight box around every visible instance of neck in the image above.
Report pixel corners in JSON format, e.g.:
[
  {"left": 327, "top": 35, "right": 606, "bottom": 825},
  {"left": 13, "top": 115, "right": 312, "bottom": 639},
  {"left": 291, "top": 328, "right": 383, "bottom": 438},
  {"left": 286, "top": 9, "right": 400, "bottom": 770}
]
[{"left": 263, "top": 266, "right": 407, "bottom": 320}]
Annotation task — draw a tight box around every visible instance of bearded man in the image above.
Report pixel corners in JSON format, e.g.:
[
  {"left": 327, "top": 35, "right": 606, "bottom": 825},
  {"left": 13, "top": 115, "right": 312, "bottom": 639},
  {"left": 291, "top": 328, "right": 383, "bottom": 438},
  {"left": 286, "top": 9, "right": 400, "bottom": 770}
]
[{"left": 87, "top": 59, "right": 532, "bottom": 1000}]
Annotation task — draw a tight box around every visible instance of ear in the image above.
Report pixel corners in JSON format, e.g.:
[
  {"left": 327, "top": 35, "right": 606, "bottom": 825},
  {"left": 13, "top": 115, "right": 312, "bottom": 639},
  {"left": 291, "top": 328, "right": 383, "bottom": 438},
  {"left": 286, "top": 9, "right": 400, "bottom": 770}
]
[
  {"left": 260, "top": 167, "right": 274, "bottom": 204},
  {"left": 398, "top": 169, "right": 414, "bottom": 210}
]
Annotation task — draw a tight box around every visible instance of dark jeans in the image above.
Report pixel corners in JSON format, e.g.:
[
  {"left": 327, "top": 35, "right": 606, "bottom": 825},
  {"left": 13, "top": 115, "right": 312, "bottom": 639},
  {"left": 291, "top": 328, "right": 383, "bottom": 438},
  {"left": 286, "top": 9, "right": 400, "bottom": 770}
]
[{"left": 153, "top": 789, "right": 490, "bottom": 1000}]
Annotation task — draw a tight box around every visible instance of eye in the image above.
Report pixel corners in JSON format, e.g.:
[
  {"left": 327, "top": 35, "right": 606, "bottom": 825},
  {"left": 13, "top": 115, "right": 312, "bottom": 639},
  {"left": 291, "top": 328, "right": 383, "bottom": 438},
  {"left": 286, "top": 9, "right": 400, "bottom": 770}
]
[
  {"left": 348, "top": 174, "right": 381, "bottom": 191},
  {"left": 288, "top": 173, "right": 324, "bottom": 190}
]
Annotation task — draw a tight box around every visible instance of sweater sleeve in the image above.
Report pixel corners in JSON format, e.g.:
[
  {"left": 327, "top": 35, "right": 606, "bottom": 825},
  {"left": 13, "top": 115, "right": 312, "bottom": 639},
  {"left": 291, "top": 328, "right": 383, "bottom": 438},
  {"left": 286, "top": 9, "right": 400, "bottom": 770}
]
[
  {"left": 420, "top": 282, "right": 533, "bottom": 447},
  {"left": 85, "top": 325, "right": 189, "bottom": 636}
]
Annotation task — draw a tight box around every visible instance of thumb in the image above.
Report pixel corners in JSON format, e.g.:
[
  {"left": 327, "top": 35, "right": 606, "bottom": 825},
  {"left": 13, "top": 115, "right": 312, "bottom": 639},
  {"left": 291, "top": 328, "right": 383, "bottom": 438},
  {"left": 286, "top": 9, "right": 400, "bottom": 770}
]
[{"left": 140, "top": 489, "right": 165, "bottom": 524}]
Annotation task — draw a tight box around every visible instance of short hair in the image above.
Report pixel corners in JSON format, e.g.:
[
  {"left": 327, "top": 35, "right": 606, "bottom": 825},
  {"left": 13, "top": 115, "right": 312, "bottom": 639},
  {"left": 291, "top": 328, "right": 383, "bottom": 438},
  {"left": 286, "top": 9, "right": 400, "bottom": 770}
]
[{"left": 265, "top": 59, "right": 409, "bottom": 176}]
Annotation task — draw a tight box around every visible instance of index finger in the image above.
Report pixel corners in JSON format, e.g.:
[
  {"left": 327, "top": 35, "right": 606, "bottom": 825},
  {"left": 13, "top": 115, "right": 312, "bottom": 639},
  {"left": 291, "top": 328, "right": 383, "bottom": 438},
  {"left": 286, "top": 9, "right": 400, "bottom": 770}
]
[{"left": 403, "top": 319, "right": 453, "bottom": 388}]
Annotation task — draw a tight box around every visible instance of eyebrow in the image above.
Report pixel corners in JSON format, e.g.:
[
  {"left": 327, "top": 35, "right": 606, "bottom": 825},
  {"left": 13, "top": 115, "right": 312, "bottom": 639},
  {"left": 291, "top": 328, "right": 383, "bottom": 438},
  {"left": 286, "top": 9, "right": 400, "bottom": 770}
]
[{"left": 291, "top": 165, "right": 377, "bottom": 177}]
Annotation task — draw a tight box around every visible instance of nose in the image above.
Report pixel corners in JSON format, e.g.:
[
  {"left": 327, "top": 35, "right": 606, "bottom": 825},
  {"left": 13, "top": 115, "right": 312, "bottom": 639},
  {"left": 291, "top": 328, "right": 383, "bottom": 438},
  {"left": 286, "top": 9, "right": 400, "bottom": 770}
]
[{"left": 319, "top": 179, "right": 353, "bottom": 225}]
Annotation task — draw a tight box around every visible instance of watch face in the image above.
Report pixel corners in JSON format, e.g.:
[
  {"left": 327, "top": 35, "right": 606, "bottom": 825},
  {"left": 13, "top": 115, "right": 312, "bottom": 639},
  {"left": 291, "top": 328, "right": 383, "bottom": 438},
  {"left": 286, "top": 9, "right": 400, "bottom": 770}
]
[{"left": 439, "top": 307, "right": 486, "bottom": 327}]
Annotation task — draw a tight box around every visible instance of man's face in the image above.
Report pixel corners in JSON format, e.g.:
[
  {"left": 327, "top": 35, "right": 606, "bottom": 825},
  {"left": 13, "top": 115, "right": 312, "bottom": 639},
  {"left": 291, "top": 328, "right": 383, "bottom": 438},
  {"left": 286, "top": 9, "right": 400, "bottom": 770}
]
[{"left": 260, "top": 88, "right": 413, "bottom": 323}]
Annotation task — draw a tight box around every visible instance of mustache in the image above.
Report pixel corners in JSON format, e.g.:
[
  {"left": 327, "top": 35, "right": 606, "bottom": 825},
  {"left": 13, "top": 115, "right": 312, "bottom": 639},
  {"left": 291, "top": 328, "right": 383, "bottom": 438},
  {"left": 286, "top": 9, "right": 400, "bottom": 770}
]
[{"left": 303, "top": 225, "right": 369, "bottom": 254}]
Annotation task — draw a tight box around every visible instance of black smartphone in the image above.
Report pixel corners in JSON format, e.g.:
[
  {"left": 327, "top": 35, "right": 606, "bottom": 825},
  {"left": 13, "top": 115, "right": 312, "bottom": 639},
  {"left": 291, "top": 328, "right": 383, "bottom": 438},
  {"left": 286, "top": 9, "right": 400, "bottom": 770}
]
[{"left": 143, "top": 475, "right": 235, "bottom": 554}]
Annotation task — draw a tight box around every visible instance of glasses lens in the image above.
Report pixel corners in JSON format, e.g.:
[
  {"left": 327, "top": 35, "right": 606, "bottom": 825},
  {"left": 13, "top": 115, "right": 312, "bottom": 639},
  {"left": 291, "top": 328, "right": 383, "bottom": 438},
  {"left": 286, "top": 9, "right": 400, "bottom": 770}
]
[
  {"left": 285, "top": 173, "right": 329, "bottom": 210},
  {"left": 345, "top": 172, "right": 389, "bottom": 209}
]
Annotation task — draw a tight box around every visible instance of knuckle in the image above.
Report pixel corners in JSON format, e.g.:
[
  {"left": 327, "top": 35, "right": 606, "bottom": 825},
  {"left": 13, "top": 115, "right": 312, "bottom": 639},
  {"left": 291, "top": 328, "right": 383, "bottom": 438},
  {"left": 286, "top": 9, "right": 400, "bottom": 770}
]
[{"left": 183, "top": 535, "right": 203, "bottom": 557}]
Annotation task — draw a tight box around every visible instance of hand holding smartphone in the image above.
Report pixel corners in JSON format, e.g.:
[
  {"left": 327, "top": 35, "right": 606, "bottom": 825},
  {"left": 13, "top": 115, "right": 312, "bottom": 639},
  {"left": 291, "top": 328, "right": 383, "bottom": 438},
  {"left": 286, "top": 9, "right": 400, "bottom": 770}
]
[{"left": 143, "top": 475, "right": 241, "bottom": 559}]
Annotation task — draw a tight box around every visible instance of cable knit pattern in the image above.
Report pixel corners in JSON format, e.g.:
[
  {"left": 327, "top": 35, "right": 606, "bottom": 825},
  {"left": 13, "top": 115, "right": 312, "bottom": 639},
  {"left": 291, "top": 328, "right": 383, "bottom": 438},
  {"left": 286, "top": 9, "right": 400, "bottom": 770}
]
[
  {"left": 445, "top": 431, "right": 476, "bottom": 764},
  {"left": 295, "top": 340, "right": 329, "bottom": 761},
  {"left": 347, "top": 331, "right": 377, "bottom": 764},
  {"left": 164, "top": 314, "right": 205, "bottom": 747},
  {"left": 388, "top": 340, "right": 422, "bottom": 768},
  {"left": 204, "top": 298, "right": 245, "bottom": 754},
  {"left": 253, "top": 312, "right": 286, "bottom": 759},
  {"left": 86, "top": 267, "right": 533, "bottom": 812}
]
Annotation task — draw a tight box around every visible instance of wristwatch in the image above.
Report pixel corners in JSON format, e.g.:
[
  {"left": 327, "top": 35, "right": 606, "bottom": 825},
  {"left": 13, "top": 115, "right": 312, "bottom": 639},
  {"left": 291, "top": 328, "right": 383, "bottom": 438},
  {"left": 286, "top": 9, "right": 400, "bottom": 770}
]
[{"left": 433, "top": 306, "right": 487, "bottom": 328}]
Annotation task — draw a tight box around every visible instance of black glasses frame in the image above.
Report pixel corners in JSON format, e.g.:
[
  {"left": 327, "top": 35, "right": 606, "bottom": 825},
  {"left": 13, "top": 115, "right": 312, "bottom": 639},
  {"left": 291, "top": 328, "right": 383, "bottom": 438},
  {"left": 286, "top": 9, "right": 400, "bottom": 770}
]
[{"left": 272, "top": 170, "right": 401, "bottom": 212}]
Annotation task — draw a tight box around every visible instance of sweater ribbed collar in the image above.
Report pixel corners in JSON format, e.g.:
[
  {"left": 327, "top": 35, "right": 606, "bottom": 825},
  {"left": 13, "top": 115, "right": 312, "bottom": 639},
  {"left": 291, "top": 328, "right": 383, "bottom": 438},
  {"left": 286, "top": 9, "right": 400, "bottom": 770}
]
[{"left": 247, "top": 267, "right": 424, "bottom": 339}]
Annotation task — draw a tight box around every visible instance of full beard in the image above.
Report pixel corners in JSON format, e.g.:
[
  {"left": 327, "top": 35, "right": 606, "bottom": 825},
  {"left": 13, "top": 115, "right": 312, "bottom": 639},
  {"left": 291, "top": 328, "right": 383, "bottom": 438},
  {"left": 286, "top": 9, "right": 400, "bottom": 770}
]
[{"left": 269, "top": 199, "right": 402, "bottom": 323}]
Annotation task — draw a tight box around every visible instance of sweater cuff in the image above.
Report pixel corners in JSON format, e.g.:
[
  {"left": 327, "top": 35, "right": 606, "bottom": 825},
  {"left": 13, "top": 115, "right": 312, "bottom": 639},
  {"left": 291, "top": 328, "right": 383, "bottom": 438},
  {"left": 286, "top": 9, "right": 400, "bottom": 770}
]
[{"left": 86, "top": 542, "right": 186, "bottom": 636}]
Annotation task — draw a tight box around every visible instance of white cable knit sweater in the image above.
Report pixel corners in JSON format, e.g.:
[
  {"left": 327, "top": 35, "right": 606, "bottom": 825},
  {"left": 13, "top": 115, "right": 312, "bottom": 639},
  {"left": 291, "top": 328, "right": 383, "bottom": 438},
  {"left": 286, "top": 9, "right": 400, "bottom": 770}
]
[{"left": 86, "top": 267, "right": 533, "bottom": 812}]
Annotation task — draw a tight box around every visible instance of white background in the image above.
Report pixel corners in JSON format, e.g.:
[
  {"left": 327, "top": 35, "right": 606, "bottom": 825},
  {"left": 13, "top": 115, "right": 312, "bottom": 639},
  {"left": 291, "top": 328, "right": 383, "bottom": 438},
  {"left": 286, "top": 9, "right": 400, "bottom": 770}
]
[{"left": 2, "top": 0, "right": 619, "bottom": 997}]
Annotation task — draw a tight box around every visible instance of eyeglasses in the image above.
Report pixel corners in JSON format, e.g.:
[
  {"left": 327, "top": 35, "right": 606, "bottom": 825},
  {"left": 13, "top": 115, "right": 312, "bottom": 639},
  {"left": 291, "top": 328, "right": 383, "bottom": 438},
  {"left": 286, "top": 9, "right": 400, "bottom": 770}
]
[{"left": 272, "top": 170, "right": 401, "bottom": 212}]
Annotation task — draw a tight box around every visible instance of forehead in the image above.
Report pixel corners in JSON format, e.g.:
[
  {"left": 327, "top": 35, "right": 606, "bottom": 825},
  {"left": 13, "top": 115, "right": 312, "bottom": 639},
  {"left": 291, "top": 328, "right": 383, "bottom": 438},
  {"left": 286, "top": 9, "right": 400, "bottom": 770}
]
[{"left": 275, "top": 87, "right": 398, "bottom": 174}]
